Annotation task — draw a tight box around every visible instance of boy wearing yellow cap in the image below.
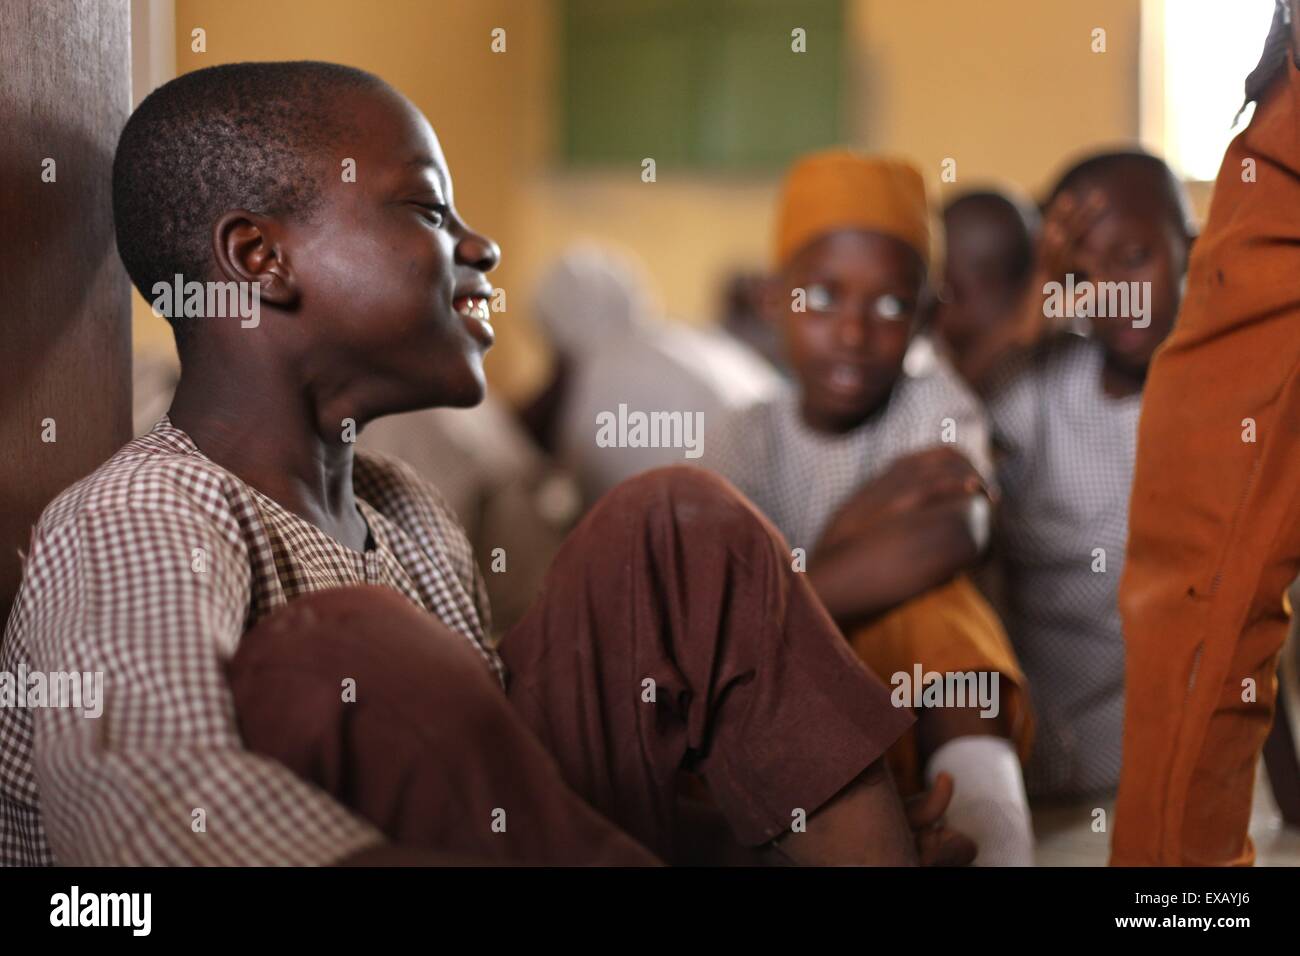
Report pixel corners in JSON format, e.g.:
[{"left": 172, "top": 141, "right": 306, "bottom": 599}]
[{"left": 708, "top": 150, "right": 1035, "bottom": 866}]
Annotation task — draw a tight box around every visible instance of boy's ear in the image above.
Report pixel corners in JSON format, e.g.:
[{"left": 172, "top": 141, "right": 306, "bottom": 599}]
[{"left": 211, "top": 210, "right": 299, "bottom": 307}]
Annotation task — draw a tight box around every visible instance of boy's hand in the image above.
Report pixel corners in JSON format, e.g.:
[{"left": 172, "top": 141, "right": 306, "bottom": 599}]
[
  {"left": 817, "top": 447, "right": 987, "bottom": 554},
  {"left": 806, "top": 448, "right": 989, "bottom": 624},
  {"left": 1019, "top": 189, "right": 1108, "bottom": 338},
  {"left": 907, "top": 772, "right": 978, "bottom": 866}
]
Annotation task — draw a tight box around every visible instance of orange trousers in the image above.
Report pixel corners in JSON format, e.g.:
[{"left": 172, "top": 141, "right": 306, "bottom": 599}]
[
  {"left": 848, "top": 575, "right": 1033, "bottom": 797},
  {"left": 1113, "top": 61, "right": 1300, "bottom": 865}
]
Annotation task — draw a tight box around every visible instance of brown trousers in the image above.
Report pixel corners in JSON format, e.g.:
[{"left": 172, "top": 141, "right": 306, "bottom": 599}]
[
  {"left": 229, "top": 467, "right": 912, "bottom": 864},
  {"left": 1113, "top": 59, "right": 1300, "bottom": 866}
]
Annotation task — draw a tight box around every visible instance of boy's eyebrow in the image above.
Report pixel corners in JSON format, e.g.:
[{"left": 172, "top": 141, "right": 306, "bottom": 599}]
[{"left": 402, "top": 155, "right": 450, "bottom": 197}]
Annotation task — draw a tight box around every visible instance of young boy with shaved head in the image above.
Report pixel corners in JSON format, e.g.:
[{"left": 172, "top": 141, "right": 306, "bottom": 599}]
[
  {"left": 932, "top": 190, "right": 1040, "bottom": 387},
  {"left": 0, "top": 62, "right": 975, "bottom": 867},
  {"left": 709, "top": 150, "right": 1036, "bottom": 866}
]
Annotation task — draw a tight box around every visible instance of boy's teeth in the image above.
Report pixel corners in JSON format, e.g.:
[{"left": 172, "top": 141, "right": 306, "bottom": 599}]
[{"left": 456, "top": 297, "right": 491, "bottom": 322}]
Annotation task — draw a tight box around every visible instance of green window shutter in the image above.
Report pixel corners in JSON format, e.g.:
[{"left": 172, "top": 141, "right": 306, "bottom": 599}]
[{"left": 561, "top": 0, "right": 844, "bottom": 172}]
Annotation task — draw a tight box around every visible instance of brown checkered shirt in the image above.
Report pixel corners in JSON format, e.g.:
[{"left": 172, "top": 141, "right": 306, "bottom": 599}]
[{"left": 0, "top": 417, "right": 500, "bottom": 865}]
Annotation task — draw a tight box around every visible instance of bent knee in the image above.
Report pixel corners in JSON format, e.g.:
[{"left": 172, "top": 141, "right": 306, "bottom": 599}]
[
  {"left": 593, "top": 466, "right": 771, "bottom": 536},
  {"left": 603, "top": 465, "right": 735, "bottom": 502}
]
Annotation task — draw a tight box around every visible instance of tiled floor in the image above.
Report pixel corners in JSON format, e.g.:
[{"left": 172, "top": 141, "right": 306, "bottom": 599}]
[{"left": 1033, "top": 764, "right": 1300, "bottom": 865}]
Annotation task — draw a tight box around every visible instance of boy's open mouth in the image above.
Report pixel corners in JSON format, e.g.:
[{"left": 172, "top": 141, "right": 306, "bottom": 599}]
[
  {"left": 453, "top": 293, "right": 492, "bottom": 324},
  {"left": 823, "top": 361, "right": 871, "bottom": 397},
  {"left": 452, "top": 290, "right": 495, "bottom": 346}
]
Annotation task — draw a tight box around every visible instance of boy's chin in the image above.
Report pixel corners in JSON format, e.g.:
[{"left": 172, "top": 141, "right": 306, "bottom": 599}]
[
  {"left": 1109, "top": 351, "right": 1155, "bottom": 380},
  {"left": 440, "top": 383, "right": 487, "bottom": 409},
  {"left": 381, "top": 367, "right": 487, "bottom": 415},
  {"left": 430, "top": 366, "right": 488, "bottom": 409}
]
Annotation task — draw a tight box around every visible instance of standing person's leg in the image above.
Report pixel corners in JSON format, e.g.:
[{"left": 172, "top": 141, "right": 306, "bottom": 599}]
[
  {"left": 1115, "top": 58, "right": 1300, "bottom": 866},
  {"left": 230, "top": 585, "right": 661, "bottom": 865},
  {"left": 499, "top": 466, "right": 918, "bottom": 864}
]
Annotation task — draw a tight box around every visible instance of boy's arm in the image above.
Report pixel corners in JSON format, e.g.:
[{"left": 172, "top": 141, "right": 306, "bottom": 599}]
[
  {"left": 18, "top": 506, "right": 386, "bottom": 865},
  {"left": 807, "top": 496, "right": 981, "bottom": 627},
  {"left": 806, "top": 448, "right": 986, "bottom": 626}
]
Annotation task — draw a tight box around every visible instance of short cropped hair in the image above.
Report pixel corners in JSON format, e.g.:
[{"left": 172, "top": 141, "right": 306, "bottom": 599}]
[
  {"left": 111, "top": 61, "right": 384, "bottom": 343},
  {"left": 942, "top": 190, "right": 1040, "bottom": 286},
  {"left": 1046, "top": 149, "right": 1196, "bottom": 239}
]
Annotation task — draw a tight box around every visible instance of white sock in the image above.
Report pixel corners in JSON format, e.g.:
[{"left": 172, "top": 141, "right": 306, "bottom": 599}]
[{"left": 924, "top": 735, "right": 1035, "bottom": 867}]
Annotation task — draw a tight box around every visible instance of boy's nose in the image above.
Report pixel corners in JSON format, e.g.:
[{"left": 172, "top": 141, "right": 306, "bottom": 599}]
[
  {"left": 835, "top": 308, "right": 870, "bottom": 348},
  {"left": 457, "top": 229, "right": 501, "bottom": 273}
]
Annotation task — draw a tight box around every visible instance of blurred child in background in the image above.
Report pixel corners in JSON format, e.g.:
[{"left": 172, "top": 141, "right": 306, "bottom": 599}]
[
  {"left": 976, "top": 150, "right": 1194, "bottom": 800},
  {"left": 708, "top": 150, "right": 1036, "bottom": 866}
]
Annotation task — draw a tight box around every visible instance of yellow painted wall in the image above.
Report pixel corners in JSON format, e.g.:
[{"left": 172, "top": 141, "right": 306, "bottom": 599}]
[
  {"left": 852, "top": 0, "right": 1141, "bottom": 195},
  {"left": 135, "top": 0, "right": 1142, "bottom": 404}
]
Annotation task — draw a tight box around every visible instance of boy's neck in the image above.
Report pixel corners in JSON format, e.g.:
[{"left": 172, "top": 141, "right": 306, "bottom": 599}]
[
  {"left": 167, "top": 358, "right": 371, "bottom": 552},
  {"left": 1100, "top": 355, "right": 1146, "bottom": 400}
]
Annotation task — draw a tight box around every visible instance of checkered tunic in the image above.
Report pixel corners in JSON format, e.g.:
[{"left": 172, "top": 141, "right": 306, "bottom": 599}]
[
  {"left": 705, "top": 339, "right": 993, "bottom": 555},
  {"left": 985, "top": 334, "right": 1140, "bottom": 798},
  {"left": 0, "top": 417, "right": 497, "bottom": 866}
]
